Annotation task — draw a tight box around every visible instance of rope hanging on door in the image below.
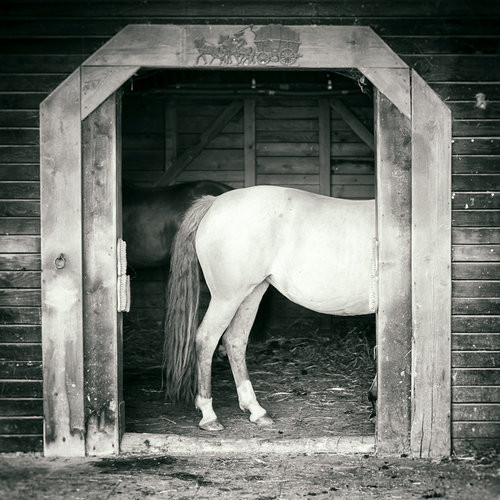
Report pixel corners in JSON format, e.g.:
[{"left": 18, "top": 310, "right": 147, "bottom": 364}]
[
  {"left": 368, "top": 238, "right": 379, "bottom": 313},
  {"left": 117, "top": 238, "right": 131, "bottom": 312}
]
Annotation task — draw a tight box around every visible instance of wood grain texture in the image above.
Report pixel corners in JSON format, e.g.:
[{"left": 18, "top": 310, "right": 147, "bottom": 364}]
[
  {"left": 156, "top": 99, "right": 243, "bottom": 186},
  {"left": 375, "top": 90, "right": 412, "bottom": 456},
  {"left": 40, "top": 69, "right": 85, "bottom": 457},
  {"left": 453, "top": 369, "right": 500, "bottom": 386},
  {"left": 452, "top": 334, "right": 500, "bottom": 351},
  {"left": 410, "top": 70, "right": 452, "bottom": 458},
  {"left": 81, "top": 65, "right": 138, "bottom": 119},
  {"left": 330, "top": 99, "right": 374, "bottom": 152},
  {"left": 82, "top": 92, "right": 122, "bottom": 455},
  {"left": 452, "top": 388, "right": 499, "bottom": 410},
  {"left": 1, "top": 5, "right": 499, "bottom": 455},
  {"left": 0, "top": 325, "right": 40, "bottom": 343},
  {"left": 164, "top": 98, "right": 177, "bottom": 173},
  {"left": 0, "top": 254, "right": 39, "bottom": 271},
  {"left": 318, "top": 99, "right": 330, "bottom": 196},
  {"left": 83, "top": 25, "right": 407, "bottom": 69},
  {"left": 0, "top": 435, "right": 42, "bottom": 453},
  {"left": 0, "top": 360, "right": 42, "bottom": 379},
  {"left": 452, "top": 316, "right": 500, "bottom": 333},
  {"left": 360, "top": 67, "right": 410, "bottom": 118},
  {"left": 244, "top": 99, "right": 256, "bottom": 187},
  {"left": 452, "top": 351, "right": 500, "bottom": 368},
  {"left": 8, "top": 2, "right": 498, "bottom": 18},
  {"left": 0, "top": 398, "right": 42, "bottom": 416}
]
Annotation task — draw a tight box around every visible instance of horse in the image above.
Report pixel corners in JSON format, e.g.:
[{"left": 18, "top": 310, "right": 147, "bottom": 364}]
[
  {"left": 194, "top": 37, "right": 224, "bottom": 65},
  {"left": 122, "top": 180, "right": 232, "bottom": 269},
  {"left": 163, "top": 185, "right": 378, "bottom": 431}
]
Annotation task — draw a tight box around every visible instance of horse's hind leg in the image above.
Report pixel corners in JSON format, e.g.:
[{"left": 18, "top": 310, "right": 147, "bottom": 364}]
[
  {"left": 195, "top": 298, "right": 241, "bottom": 431},
  {"left": 223, "top": 281, "right": 273, "bottom": 427}
]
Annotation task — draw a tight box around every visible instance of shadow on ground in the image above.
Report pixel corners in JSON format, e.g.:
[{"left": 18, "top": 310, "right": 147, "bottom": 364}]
[{"left": 0, "top": 451, "right": 498, "bottom": 499}]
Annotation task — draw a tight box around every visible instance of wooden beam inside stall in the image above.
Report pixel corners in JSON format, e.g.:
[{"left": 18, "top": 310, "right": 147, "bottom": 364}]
[
  {"left": 244, "top": 98, "right": 256, "bottom": 187},
  {"left": 375, "top": 88, "right": 412, "bottom": 456},
  {"left": 318, "top": 99, "right": 331, "bottom": 196},
  {"left": 330, "top": 99, "right": 375, "bottom": 152},
  {"left": 155, "top": 99, "right": 243, "bottom": 186},
  {"left": 82, "top": 92, "right": 123, "bottom": 456},
  {"left": 164, "top": 98, "right": 177, "bottom": 173}
]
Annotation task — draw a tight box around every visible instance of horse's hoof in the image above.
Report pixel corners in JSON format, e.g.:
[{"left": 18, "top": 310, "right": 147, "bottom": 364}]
[
  {"left": 254, "top": 413, "right": 274, "bottom": 427},
  {"left": 199, "top": 419, "right": 224, "bottom": 431}
]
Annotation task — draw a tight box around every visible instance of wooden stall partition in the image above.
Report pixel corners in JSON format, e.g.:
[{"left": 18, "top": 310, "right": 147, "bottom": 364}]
[
  {"left": 164, "top": 98, "right": 177, "bottom": 174},
  {"left": 156, "top": 99, "right": 243, "bottom": 186},
  {"left": 82, "top": 93, "right": 123, "bottom": 455},
  {"left": 374, "top": 88, "right": 412, "bottom": 456},
  {"left": 255, "top": 98, "right": 321, "bottom": 194},
  {"left": 40, "top": 69, "right": 85, "bottom": 457},
  {"left": 411, "top": 71, "right": 452, "bottom": 458},
  {"left": 318, "top": 99, "right": 331, "bottom": 196},
  {"left": 244, "top": 98, "right": 256, "bottom": 187}
]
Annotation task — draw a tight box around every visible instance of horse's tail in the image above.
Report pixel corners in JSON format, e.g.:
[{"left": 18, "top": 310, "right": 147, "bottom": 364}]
[{"left": 162, "top": 195, "right": 217, "bottom": 403}]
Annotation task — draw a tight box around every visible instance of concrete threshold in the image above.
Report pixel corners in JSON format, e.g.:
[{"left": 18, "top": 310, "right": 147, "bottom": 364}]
[{"left": 121, "top": 433, "right": 375, "bottom": 455}]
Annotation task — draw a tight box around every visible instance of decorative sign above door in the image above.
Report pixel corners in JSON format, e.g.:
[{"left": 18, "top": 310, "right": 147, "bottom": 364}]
[{"left": 194, "top": 24, "right": 301, "bottom": 66}]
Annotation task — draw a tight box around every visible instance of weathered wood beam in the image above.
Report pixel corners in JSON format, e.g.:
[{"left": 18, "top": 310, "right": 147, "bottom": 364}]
[
  {"left": 360, "top": 67, "right": 411, "bottom": 119},
  {"left": 375, "top": 89, "right": 412, "bottom": 456},
  {"left": 411, "top": 70, "right": 452, "bottom": 459},
  {"left": 164, "top": 98, "right": 177, "bottom": 174},
  {"left": 81, "top": 65, "right": 139, "bottom": 120},
  {"left": 155, "top": 99, "right": 243, "bottom": 186},
  {"left": 318, "top": 99, "right": 331, "bottom": 196},
  {"left": 40, "top": 69, "right": 85, "bottom": 457},
  {"left": 82, "top": 93, "right": 123, "bottom": 456},
  {"left": 330, "top": 98, "right": 375, "bottom": 152},
  {"left": 244, "top": 99, "right": 256, "bottom": 187},
  {"left": 84, "top": 25, "right": 407, "bottom": 70}
]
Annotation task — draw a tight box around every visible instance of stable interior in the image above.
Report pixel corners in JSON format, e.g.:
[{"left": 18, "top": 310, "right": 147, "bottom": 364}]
[{"left": 121, "top": 69, "right": 376, "bottom": 438}]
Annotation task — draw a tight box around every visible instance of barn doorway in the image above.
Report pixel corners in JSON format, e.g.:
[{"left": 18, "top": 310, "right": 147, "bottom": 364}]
[
  {"left": 40, "top": 24, "right": 451, "bottom": 458},
  {"left": 120, "top": 69, "right": 377, "bottom": 441}
]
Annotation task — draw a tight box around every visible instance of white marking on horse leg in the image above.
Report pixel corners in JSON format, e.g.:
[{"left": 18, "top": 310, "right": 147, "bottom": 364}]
[
  {"left": 237, "top": 380, "right": 267, "bottom": 421},
  {"left": 222, "top": 281, "right": 273, "bottom": 426}
]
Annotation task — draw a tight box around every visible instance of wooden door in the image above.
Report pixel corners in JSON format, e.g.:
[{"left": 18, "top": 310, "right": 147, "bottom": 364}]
[{"left": 82, "top": 92, "right": 123, "bottom": 455}]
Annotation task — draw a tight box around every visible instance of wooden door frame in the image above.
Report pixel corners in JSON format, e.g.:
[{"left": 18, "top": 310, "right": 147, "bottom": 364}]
[{"left": 40, "top": 24, "right": 451, "bottom": 458}]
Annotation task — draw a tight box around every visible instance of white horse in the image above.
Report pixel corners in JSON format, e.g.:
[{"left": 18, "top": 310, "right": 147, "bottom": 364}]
[{"left": 163, "top": 185, "right": 377, "bottom": 431}]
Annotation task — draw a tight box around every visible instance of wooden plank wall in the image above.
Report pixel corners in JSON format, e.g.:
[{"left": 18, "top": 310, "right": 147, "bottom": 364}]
[{"left": 0, "top": 0, "right": 498, "bottom": 454}]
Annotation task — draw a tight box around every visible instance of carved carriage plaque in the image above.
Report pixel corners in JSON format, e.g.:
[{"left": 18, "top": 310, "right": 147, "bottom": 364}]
[{"left": 194, "top": 25, "right": 301, "bottom": 66}]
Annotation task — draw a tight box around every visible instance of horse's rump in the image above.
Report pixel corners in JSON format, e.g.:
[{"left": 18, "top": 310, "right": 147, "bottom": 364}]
[{"left": 196, "top": 185, "right": 378, "bottom": 315}]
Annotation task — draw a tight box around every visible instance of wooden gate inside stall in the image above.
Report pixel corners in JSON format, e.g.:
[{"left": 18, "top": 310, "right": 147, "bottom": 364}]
[{"left": 40, "top": 24, "right": 451, "bottom": 458}]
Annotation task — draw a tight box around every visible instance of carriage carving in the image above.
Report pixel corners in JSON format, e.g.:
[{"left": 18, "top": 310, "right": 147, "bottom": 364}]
[
  {"left": 254, "top": 25, "right": 301, "bottom": 66},
  {"left": 194, "top": 25, "right": 301, "bottom": 66}
]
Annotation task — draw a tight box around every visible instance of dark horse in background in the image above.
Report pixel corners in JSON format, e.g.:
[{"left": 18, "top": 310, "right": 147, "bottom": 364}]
[{"left": 122, "top": 180, "right": 232, "bottom": 269}]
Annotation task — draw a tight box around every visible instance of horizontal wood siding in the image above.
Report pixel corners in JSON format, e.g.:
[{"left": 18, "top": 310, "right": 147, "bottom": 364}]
[
  {"left": 451, "top": 77, "right": 500, "bottom": 454},
  {"left": 0, "top": 1, "right": 498, "bottom": 454},
  {"left": 0, "top": 31, "right": 42, "bottom": 449}
]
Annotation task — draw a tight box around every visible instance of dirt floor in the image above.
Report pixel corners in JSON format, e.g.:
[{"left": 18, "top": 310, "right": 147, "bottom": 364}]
[
  {"left": 124, "top": 317, "right": 376, "bottom": 438},
  {"left": 0, "top": 451, "right": 498, "bottom": 499},
  {"left": 21, "top": 317, "right": 488, "bottom": 499},
  {"left": 3, "top": 320, "right": 498, "bottom": 499}
]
